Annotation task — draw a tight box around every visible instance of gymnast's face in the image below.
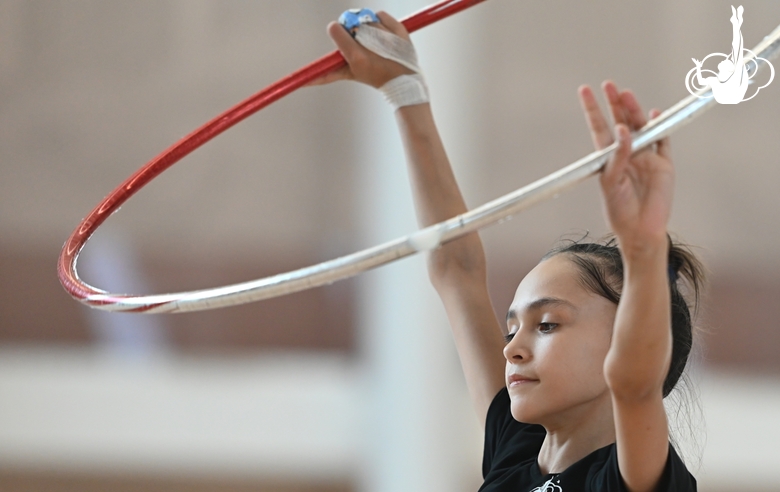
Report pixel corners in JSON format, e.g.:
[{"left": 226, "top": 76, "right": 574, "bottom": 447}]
[{"left": 503, "top": 254, "right": 617, "bottom": 426}]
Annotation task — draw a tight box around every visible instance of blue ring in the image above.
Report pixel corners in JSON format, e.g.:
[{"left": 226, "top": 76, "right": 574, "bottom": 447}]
[{"left": 339, "top": 8, "right": 379, "bottom": 35}]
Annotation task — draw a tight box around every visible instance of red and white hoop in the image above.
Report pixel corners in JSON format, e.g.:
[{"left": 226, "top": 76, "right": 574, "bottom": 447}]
[{"left": 57, "top": 2, "right": 780, "bottom": 314}]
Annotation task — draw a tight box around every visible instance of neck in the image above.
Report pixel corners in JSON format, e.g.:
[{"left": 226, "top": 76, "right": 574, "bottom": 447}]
[{"left": 536, "top": 392, "right": 616, "bottom": 474}]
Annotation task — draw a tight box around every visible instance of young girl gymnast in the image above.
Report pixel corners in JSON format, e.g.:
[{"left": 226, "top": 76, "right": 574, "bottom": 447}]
[{"left": 312, "top": 9, "right": 703, "bottom": 491}]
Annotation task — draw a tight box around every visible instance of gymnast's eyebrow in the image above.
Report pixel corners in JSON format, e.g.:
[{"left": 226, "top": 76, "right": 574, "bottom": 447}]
[{"left": 505, "top": 297, "right": 576, "bottom": 323}]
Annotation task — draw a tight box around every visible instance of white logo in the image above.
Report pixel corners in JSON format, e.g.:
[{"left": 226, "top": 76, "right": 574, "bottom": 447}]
[
  {"left": 685, "top": 5, "right": 774, "bottom": 104},
  {"left": 530, "top": 476, "right": 563, "bottom": 492}
]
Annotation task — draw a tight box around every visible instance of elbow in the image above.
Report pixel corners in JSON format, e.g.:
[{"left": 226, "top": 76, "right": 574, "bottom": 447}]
[
  {"left": 603, "top": 354, "right": 667, "bottom": 401},
  {"left": 426, "top": 234, "right": 487, "bottom": 284},
  {"left": 427, "top": 254, "right": 488, "bottom": 294}
]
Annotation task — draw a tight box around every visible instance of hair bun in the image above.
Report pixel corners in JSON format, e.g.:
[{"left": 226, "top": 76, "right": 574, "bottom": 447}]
[
  {"left": 667, "top": 264, "right": 679, "bottom": 283},
  {"left": 667, "top": 235, "right": 685, "bottom": 284}
]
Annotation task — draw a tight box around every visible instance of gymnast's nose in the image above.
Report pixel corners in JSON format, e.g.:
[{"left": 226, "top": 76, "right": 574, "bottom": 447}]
[{"left": 503, "top": 327, "right": 532, "bottom": 363}]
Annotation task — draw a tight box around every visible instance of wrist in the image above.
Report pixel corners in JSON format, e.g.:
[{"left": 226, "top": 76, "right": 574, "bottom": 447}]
[
  {"left": 379, "top": 74, "right": 429, "bottom": 111},
  {"left": 395, "top": 103, "right": 436, "bottom": 137},
  {"left": 618, "top": 233, "right": 669, "bottom": 266}
]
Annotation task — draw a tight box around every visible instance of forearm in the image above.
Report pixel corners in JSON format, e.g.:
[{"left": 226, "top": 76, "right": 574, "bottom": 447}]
[
  {"left": 395, "top": 104, "right": 506, "bottom": 420},
  {"left": 395, "top": 103, "right": 487, "bottom": 279},
  {"left": 604, "top": 239, "right": 672, "bottom": 399}
]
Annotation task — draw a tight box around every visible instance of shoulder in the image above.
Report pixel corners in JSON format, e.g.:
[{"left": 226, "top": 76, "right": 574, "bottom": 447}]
[
  {"left": 481, "top": 390, "right": 697, "bottom": 491},
  {"left": 566, "top": 442, "right": 697, "bottom": 491},
  {"left": 645, "top": 443, "right": 697, "bottom": 491}
]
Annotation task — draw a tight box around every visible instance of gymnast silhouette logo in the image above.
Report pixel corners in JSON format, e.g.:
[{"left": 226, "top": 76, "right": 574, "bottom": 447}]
[
  {"left": 530, "top": 476, "right": 563, "bottom": 492},
  {"left": 685, "top": 5, "right": 774, "bottom": 104}
]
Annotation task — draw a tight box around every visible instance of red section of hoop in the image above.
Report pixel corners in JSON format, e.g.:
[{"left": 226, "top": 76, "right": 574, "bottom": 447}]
[{"left": 58, "top": 0, "right": 489, "bottom": 305}]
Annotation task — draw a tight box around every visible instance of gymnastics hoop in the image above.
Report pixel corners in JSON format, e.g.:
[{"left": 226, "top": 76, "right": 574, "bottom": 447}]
[{"left": 57, "top": 5, "right": 780, "bottom": 313}]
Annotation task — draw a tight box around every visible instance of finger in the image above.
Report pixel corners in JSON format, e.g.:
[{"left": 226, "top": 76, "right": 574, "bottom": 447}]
[
  {"left": 602, "top": 124, "right": 632, "bottom": 187},
  {"left": 375, "top": 11, "right": 411, "bottom": 41},
  {"left": 620, "top": 89, "right": 647, "bottom": 131},
  {"left": 614, "top": 124, "right": 633, "bottom": 165},
  {"left": 656, "top": 137, "right": 671, "bottom": 161},
  {"left": 327, "top": 21, "right": 369, "bottom": 64},
  {"left": 602, "top": 80, "right": 629, "bottom": 128},
  {"left": 304, "top": 65, "right": 352, "bottom": 86},
  {"left": 648, "top": 108, "right": 671, "bottom": 160},
  {"left": 578, "top": 84, "right": 614, "bottom": 149}
]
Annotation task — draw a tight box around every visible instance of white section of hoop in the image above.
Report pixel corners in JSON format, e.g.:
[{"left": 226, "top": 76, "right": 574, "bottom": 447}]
[{"left": 76, "top": 21, "right": 780, "bottom": 314}]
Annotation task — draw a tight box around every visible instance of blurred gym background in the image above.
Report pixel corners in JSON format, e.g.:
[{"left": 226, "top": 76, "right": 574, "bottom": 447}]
[{"left": 1, "top": 1, "right": 779, "bottom": 491}]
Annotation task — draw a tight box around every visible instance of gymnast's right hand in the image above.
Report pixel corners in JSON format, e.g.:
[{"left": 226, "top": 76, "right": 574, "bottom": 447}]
[{"left": 307, "top": 11, "right": 415, "bottom": 89}]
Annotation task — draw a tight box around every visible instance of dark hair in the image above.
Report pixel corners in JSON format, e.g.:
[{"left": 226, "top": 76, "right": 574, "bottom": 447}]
[{"left": 542, "top": 235, "right": 704, "bottom": 398}]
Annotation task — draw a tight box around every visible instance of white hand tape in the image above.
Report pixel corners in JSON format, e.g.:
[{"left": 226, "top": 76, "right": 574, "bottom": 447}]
[{"left": 354, "top": 24, "right": 429, "bottom": 110}]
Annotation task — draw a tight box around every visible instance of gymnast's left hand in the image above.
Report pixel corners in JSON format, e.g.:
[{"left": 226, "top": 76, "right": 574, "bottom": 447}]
[
  {"left": 306, "top": 11, "right": 415, "bottom": 89},
  {"left": 579, "top": 81, "right": 674, "bottom": 254}
]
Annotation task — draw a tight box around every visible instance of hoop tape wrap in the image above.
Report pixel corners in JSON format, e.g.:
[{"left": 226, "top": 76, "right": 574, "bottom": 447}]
[{"left": 58, "top": 8, "right": 780, "bottom": 313}]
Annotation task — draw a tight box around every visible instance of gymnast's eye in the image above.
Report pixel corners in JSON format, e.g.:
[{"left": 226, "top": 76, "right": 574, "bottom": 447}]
[
  {"left": 503, "top": 332, "right": 515, "bottom": 343},
  {"left": 538, "top": 323, "right": 558, "bottom": 334}
]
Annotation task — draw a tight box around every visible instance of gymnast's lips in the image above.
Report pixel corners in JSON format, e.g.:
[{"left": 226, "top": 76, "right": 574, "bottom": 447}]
[{"left": 507, "top": 374, "right": 539, "bottom": 387}]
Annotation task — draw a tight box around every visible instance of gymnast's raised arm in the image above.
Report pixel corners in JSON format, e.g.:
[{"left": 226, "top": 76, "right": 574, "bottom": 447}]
[{"left": 310, "top": 11, "right": 506, "bottom": 426}]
